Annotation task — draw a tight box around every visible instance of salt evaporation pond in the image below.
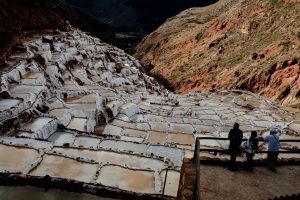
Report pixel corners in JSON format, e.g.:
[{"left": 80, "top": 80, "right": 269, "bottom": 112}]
[
  {"left": 0, "top": 144, "right": 39, "bottom": 172},
  {"left": 167, "top": 133, "right": 195, "bottom": 145},
  {"left": 30, "top": 155, "right": 98, "bottom": 183},
  {"left": 48, "top": 132, "right": 75, "bottom": 146},
  {"left": 0, "top": 99, "right": 21, "bottom": 111},
  {"left": 23, "top": 117, "right": 53, "bottom": 132},
  {"left": 74, "top": 136, "right": 101, "bottom": 148},
  {"left": 67, "top": 118, "right": 87, "bottom": 132},
  {"left": 64, "top": 94, "right": 96, "bottom": 103},
  {"left": 160, "top": 170, "right": 181, "bottom": 197},
  {"left": 99, "top": 140, "right": 148, "bottom": 154},
  {"left": 97, "top": 165, "right": 156, "bottom": 194},
  {"left": 51, "top": 147, "right": 165, "bottom": 170}
]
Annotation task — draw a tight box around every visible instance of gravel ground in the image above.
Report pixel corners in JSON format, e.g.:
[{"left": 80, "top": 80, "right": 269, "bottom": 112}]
[{"left": 200, "top": 165, "right": 300, "bottom": 200}]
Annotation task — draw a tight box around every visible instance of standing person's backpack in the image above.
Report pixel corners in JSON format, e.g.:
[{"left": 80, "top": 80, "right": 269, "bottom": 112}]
[{"left": 243, "top": 139, "right": 255, "bottom": 154}]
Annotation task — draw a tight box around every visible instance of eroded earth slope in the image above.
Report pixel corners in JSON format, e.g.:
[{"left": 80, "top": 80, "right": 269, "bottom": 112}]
[{"left": 135, "top": 0, "right": 300, "bottom": 107}]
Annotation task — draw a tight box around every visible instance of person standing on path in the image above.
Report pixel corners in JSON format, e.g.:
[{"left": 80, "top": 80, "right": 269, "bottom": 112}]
[
  {"left": 244, "top": 131, "right": 259, "bottom": 172},
  {"left": 265, "top": 129, "right": 280, "bottom": 172},
  {"left": 228, "top": 123, "right": 243, "bottom": 171}
]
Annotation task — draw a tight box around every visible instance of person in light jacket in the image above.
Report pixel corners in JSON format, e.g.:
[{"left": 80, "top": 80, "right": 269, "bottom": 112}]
[{"left": 265, "top": 129, "right": 280, "bottom": 172}]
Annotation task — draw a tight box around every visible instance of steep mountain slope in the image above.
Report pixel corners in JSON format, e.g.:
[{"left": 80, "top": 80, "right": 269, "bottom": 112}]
[
  {"left": 135, "top": 0, "right": 300, "bottom": 106},
  {"left": 65, "top": 0, "right": 218, "bottom": 53},
  {"left": 0, "top": 0, "right": 114, "bottom": 64}
]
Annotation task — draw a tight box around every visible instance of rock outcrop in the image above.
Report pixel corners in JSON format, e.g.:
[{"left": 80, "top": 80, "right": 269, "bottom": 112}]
[{"left": 135, "top": 0, "right": 300, "bottom": 107}]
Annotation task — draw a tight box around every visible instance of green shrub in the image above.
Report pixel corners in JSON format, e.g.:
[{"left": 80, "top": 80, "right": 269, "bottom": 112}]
[
  {"left": 281, "top": 40, "right": 291, "bottom": 52},
  {"left": 195, "top": 31, "right": 205, "bottom": 41},
  {"left": 296, "top": 90, "right": 300, "bottom": 98},
  {"left": 269, "top": 0, "right": 282, "bottom": 7}
]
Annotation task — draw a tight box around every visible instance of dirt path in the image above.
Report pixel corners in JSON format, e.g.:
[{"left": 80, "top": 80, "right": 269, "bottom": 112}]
[{"left": 200, "top": 165, "right": 300, "bottom": 200}]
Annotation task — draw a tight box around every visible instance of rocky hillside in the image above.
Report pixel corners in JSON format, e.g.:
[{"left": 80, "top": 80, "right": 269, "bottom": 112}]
[
  {"left": 0, "top": 0, "right": 114, "bottom": 64},
  {"left": 65, "top": 0, "right": 218, "bottom": 53},
  {"left": 135, "top": 0, "right": 300, "bottom": 107}
]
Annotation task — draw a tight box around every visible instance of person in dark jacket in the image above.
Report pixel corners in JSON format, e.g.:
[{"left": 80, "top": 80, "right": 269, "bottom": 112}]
[
  {"left": 228, "top": 123, "right": 243, "bottom": 171},
  {"left": 244, "top": 131, "right": 259, "bottom": 172}
]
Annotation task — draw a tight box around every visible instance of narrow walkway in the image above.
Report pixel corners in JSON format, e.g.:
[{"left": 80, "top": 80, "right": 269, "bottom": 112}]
[{"left": 178, "top": 159, "right": 300, "bottom": 200}]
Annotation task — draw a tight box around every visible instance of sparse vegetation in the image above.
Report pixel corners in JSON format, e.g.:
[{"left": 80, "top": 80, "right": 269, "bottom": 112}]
[
  {"left": 291, "top": 103, "right": 300, "bottom": 110},
  {"left": 281, "top": 40, "right": 292, "bottom": 52},
  {"left": 135, "top": 0, "right": 300, "bottom": 106},
  {"left": 195, "top": 31, "right": 204, "bottom": 41},
  {"left": 296, "top": 90, "right": 300, "bottom": 98},
  {"left": 297, "top": 32, "right": 300, "bottom": 41},
  {"left": 249, "top": 21, "right": 259, "bottom": 31},
  {"left": 269, "top": 0, "right": 283, "bottom": 7}
]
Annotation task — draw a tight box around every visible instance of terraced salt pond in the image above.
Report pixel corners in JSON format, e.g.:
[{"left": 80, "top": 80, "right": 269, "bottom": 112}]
[
  {"left": 148, "top": 146, "right": 184, "bottom": 167},
  {"left": 22, "top": 72, "right": 43, "bottom": 79},
  {"left": 0, "top": 27, "right": 299, "bottom": 199},
  {"left": 289, "top": 122, "right": 300, "bottom": 132},
  {"left": 0, "top": 99, "right": 21, "bottom": 111},
  {"left": 22, "top": 117, "right": 54, "bottom": 132},
  {"left": 51, "top": 147, "right": 166, "bottom": 170},
  {"left": 10, "top": 84, "right": 46, "bottom": 94},
  {"left": 167, "top": 133, "right": 195, "bottom": 145},
  {"left": 67, "top": 118, "right": 87, "bottom": 132},
  {"left": 64, "top": 94, "right": 96, "bottom": 103},
  {"left": 97, "top": 166, "right": 156, "bottom": 194},
  {"left": 99, "top": 140, "right": 148, "bottom": 154},
  {"left": 30, "top": 154, "right": 98, "bottom": 183},
  {"left": 160, "top": 170, "right": 181, "bottom": 197},
  {"left": 48, "top": 132, "right": 75, "bottom": 146},
  {"left": 147, "top": 131, "right": 167, "bottom": 145},
  {"left": 0, "top": 144, "right": 39, "bottom": 173},
  {"left": 66, "top": 103, "right": 97, "bottom": 110},
  {"left": 74, "top": 136, "right": 101, "bottom": 148}
]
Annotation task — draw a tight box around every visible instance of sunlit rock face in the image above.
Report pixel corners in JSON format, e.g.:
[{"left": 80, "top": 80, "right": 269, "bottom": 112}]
[{"left": 0, "top": 26, "right": 299, "bottom": 198}]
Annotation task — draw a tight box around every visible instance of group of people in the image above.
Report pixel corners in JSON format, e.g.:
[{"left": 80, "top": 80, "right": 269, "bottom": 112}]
[{"left": 228, "top": 123, "right": 280, "bottom": 172}]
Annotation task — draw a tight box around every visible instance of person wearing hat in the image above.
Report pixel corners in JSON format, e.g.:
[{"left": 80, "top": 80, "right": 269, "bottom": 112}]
[
  {"left": 228, "top": 123, "right": 243, "bottom": 171},
  {"left": 265, "top": 129, "right": 280, "bottom": 172}
]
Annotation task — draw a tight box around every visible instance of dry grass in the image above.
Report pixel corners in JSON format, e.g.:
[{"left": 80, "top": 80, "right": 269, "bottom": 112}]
[{"left": 135, "top": 0, "right": 300, "bottom": 106}]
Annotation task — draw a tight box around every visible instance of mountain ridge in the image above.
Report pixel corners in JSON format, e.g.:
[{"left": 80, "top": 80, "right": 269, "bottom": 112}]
[{"left": 135, "top": 0, "right": 300, "bottom": 107}]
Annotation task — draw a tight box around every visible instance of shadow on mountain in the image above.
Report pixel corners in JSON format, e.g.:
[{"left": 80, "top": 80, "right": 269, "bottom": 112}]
[{"left": 0, "top": 0, "right": 114, "bottom": 64}]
